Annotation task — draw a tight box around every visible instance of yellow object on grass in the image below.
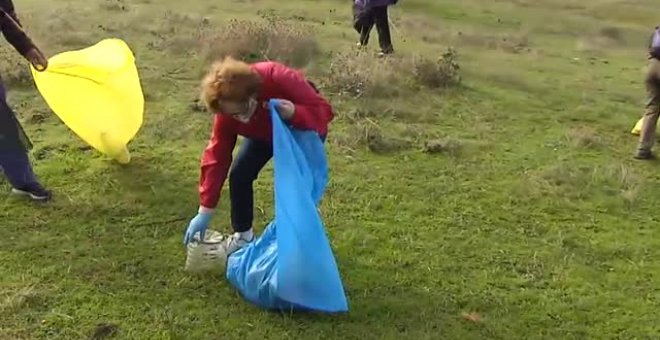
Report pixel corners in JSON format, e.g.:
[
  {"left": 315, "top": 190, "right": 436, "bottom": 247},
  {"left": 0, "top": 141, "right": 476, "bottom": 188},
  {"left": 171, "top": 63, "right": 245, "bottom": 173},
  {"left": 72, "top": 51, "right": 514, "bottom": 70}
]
[
  {"left": 31, "top": 39, "right": 144, "bottom": 164},
  {"left": 631, "top": 117, "right": 660, "bottom": 136},
  {"left": 631, "top": 118, "right": 643, "bottom": 135}
]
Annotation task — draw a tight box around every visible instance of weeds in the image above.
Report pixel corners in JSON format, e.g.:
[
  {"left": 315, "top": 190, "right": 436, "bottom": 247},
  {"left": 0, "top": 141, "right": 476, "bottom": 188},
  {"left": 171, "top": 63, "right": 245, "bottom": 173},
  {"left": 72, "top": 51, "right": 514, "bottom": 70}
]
[
  {"left": 577, "top": 26, "right": 632, "bottom": 53},
  {"left": 0, "top": 286, "right": 37, "bottom": 314},
  {"left": 599, "top": 26, "right": 624, "bottom": 43},
  {"left": 409, "top": 48, "right": 461, "bottom": 89},
  {"left": 322, "top": 52, "right": 401, "bottom": 98},
  {"left": 615, "top": 164, "right": 642, "bottom": 209},
  {"left": 323, "top": 48, "right": 461, "bottom": 154},
  {"left": 330, "top": 118, "right": 411, "bottom": 154},
  {"left": 90, "top": 323, "right": 119, "bottom": 340},
  {"left": 32, "top": 6, "right": 104, "bottom": 50},
  {"left": 565, "top": 126, "right": 604, "bottom": 149},
  {"left": 531, "top": 162, "right": 643, "bottom": 206},
  {"left": 146, "top": 11, "right": 211, "bottom": 54},
  {"left": 198, "top": 13, "right": 320, "bottom": 67},
  {"left": 455, "top": 31, "right": 531, "bottom": 53},
  {"left": 367, "top": 130, "right": 411, "bottom": 154},
  {"left": 322, "top": 47, "right": 461, "bottom": 98},
  {"left": 423, "top": 138, "right": 463, "bottom": 156},
  {"left": 0, "top": 56, "right": 32, "bottom": 88},
  {"left": 100, "top": 0, "right": 129, "bottom": 12}
]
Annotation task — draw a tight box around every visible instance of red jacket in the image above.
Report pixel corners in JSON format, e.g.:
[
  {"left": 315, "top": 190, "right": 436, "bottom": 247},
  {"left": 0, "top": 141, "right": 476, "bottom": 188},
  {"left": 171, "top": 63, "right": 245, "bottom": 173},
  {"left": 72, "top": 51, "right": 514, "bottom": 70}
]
[{"left": 198, "top": 61, "right": 334, "bottom": 209}]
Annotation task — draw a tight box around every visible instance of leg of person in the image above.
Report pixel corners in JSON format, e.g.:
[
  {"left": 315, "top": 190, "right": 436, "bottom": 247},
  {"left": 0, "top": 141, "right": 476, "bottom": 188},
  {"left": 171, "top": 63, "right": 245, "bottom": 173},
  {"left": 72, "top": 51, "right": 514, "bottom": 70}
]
[
  {"left": 359, "top": 8, "right": 375, "bottom": 47},
  {"left": 0, "top": 149, "right": 50, "bottom": 201},
  {"left": 226, "top": 138, "right": 273, "bottom": 253},
  {"left": 0, "top": 80, "right": 49, "bottom": 201},
  {"left": 374, "top": 5, "right": 394, "bottom": 55},
  {"left": 352, "top": 4, "right": 363, "bottom": 35},
  {"left": 636, "top": 60, "right": 660, "bottom": 159}
]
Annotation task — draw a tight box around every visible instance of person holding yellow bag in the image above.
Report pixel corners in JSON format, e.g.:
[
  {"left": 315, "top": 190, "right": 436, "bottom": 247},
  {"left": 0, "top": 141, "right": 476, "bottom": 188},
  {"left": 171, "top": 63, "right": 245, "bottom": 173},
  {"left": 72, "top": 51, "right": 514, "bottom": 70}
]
[{"left": 0, "top": 0, "right": 51, "bottom": 201}]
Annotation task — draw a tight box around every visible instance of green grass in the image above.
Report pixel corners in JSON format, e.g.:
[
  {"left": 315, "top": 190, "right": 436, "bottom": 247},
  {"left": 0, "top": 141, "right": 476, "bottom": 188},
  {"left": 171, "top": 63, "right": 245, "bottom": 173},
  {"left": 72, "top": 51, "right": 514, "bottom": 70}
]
[{"left": 2, "top": 0, "right": 660, "bottom": 338}]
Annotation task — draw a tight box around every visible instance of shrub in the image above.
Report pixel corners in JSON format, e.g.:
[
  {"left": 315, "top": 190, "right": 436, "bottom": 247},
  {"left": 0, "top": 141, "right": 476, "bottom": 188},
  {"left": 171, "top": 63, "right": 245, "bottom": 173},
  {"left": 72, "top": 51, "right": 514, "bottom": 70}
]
[
  {"left": 321, "top": 52, "right": 401, "bottom": 98},
  {"left": 198, "top": 13, "right": 320, "bottom": 68},
  {"left": 410, "top": 47, "right": 461, "bottom": 89}
]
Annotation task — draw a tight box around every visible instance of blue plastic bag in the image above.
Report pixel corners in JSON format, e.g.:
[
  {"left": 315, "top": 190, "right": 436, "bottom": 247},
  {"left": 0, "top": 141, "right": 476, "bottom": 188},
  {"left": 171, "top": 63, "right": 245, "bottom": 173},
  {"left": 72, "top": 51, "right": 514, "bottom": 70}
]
[{"left": 226, "top": 100, "right": 349, "bottom": 313}]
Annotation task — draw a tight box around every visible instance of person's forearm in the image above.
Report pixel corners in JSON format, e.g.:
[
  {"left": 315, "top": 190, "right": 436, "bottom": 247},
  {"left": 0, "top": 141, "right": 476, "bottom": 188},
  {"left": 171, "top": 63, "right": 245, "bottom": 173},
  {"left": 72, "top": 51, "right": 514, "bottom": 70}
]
[{"left": 0, "top": 9, "right": 36, "bottom": 57}]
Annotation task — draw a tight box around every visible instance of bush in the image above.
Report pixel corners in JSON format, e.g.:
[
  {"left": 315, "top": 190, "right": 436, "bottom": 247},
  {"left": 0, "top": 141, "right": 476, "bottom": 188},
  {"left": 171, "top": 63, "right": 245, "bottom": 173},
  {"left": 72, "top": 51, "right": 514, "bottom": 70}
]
[
  {"left": 410, "top": 47, "right": 461, "bottom": 89},
  {"left": 99, "top": 0, "right": 129, "bottom": 12},
  {"left": 198, "top": 13, "right": 320, "bottom": 68},
  {"left": 329, "top": 118, "right": 412, "bottom": 154},
  {"left": 321, "top": 47, "right": 461, "bottom": 98},
  {"left": 146, "top": 11, "right": 211, "bottom": 53},
  {"left": 321, "top": 52, "right": 402, "bottom": 98},
  {"left": 423, "top": 138, "right": 463, "bottom": 156}
]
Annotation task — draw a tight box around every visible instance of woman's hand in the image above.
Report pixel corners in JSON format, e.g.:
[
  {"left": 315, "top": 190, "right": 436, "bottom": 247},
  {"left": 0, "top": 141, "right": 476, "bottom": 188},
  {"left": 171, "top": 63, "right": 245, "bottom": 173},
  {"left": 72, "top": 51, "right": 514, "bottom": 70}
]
[
  {"left": 183, "top": 208, "right": 213, "bottom": 245},
  {"left": 274, "top": 99, "right": 295, "bottom": 120},
  {"left": 26, "top": 48, "right": 48, "bottom": 72}
]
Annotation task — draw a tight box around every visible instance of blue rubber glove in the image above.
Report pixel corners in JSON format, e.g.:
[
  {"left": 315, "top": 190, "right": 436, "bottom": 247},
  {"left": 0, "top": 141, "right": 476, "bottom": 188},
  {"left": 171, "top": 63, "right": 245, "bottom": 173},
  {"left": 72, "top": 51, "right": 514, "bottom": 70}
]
[{"left": 183, "top": 211, "right": 212, "bottom": 245}]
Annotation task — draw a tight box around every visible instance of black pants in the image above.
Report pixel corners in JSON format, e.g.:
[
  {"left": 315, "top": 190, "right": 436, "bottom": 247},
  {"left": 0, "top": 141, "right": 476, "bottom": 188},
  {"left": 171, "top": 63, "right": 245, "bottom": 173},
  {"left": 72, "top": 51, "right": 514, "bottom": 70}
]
[
  {"left": 230, "top": 81, "right": 323, "bottom": 232},
  {"left": 0, "top": 81, "right": 38, "bottom": 189},
  {"left": 229, "top": 138, "right": 273, "bottom": 232},
  {"left": 0, "top": 81, "right": 32, "bottom": 152},
  {"left": 229, "top": 135, "right": 326, "bottom": 232},
  {"left": 353, "top": 5, "right": 393, "bottom": 53}
]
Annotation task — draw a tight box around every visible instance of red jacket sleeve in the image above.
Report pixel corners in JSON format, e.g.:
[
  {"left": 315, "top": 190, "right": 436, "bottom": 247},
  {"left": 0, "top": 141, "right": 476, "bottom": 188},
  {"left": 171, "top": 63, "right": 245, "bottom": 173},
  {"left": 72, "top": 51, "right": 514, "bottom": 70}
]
[
  {"left": 270, "top": 63, "right": 334, "bottom": 136},
  {"left": 199, "top": 114, "right": 237, "bottom": 209}
]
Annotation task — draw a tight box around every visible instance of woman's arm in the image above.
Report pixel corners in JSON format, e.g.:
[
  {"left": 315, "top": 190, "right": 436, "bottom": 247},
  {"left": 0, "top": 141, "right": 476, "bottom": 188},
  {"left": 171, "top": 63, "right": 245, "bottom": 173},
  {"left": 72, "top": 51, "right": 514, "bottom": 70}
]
[
  {"left": 199, "top": 114, "right": 238, "bottom": 210},
  {"left": 270, "top": 63, "right": 334, "bottom": 133}
]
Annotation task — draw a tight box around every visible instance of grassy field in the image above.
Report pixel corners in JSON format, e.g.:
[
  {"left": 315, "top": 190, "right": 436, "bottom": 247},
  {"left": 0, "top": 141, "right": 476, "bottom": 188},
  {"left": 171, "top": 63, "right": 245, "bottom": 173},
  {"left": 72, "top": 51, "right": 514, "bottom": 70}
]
[{"left": 1, "top": 0, "right": 660, "bottom": 338}]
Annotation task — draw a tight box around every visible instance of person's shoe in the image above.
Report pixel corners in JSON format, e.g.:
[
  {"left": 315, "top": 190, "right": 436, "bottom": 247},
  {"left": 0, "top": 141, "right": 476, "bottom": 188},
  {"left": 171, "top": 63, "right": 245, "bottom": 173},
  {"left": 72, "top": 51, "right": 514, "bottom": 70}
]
[
  {"left": 377, "top": 48, "right": 394, "bottom": 57},
  {"left": 634, "top": 149, "right": 655, "bottom": 160},
  {"left": 11, "top": 183, "right": 51, "bottom": 202},
  {"left": 222, "top": 232, "right": 254, "bottom": 255}
]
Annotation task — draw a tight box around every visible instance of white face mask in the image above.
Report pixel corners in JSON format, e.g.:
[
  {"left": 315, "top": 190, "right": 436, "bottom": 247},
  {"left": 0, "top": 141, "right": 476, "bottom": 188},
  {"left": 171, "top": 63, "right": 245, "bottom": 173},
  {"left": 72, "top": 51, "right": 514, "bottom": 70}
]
[
  {"left": 222, "top": 97, "right": 258, "bottom": 123},
  {"left": 237, "top": 98, "right": 258, "bottom": 123}
]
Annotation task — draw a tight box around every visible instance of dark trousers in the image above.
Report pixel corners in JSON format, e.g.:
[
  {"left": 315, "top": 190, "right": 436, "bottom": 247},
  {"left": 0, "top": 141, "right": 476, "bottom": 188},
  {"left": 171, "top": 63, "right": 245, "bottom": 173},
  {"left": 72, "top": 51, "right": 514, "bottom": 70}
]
[
  {"left": 229, "top": 138, "right": 273, "bottom": 232},
  {"left": 638, "top": 58, "right": 660, "bottom": 152},
  {"left": 353, "top": 5, "right": 393, "bottom": 53},
  {"left": 0, "top": 82, "right": 38, "bottom": 189},
  {"left": 229, "top": 135, "right": 326, "bottom": 233},
  {"left": 0, "top": 149, "right": 38, "bottom": 189}
]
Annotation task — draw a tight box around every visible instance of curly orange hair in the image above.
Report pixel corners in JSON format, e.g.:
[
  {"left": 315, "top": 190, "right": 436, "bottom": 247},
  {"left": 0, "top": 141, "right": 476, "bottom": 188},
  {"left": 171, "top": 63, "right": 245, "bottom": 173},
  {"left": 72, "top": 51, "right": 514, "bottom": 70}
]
[{"left": 199, "top": 56, "right": 263, "bottom": 113}]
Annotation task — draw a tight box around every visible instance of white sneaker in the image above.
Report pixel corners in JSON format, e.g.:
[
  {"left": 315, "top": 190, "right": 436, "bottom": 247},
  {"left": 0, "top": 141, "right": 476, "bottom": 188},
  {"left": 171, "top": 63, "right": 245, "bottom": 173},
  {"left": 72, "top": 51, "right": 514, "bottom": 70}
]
[{"left": 223, "top": 233, "right": 254, "bottom": 255}]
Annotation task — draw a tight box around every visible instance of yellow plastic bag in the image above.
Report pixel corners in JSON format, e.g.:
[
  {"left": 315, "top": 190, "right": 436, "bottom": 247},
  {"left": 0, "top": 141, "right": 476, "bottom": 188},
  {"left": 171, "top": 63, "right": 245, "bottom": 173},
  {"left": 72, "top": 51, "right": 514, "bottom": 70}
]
[
  {"left": 31, "top": 38, "right": 144, "bottom": 164},
  {"left": 631, "top": 118, "right": 643, "bottom": 135},
  {"left": 630, "top": 117, "right": 660, "bottom": 135}
]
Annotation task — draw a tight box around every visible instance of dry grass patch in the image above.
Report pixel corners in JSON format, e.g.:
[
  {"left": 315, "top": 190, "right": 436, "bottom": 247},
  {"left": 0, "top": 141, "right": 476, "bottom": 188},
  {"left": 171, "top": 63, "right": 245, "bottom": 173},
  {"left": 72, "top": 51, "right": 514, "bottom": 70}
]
[{"left": 198, "top": 14, "right": 320, "bottom": 68}]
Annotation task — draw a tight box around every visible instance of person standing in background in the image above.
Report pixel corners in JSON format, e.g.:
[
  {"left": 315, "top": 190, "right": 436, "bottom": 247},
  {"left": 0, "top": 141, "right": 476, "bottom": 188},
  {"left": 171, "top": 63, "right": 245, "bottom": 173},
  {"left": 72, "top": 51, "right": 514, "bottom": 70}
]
[
  {"left": 635, "top": 26, "right": 660, "bottom": 160},
  {"left": 0, "top": 0, "right": 51, "bottom": 201},
  {"left": 353, "top": 0, "right": 398, "bottom": 56}
]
